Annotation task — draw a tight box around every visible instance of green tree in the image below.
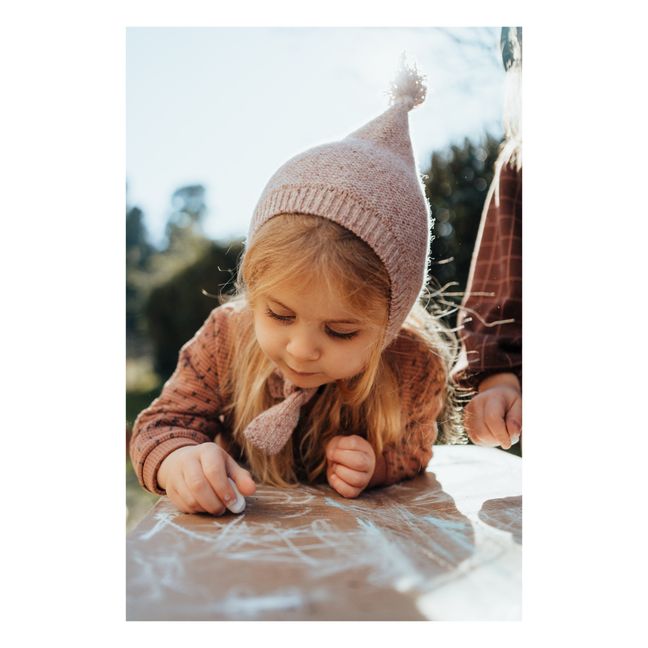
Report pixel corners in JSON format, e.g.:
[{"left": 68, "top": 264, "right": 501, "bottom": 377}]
[
  {"left": 145, "top": 240, "right": 244, "bottom": 378},
  {"left": 423, "top": 132, "right": 502, "bottom": 321},
  {"left": 126, "top": 184, "right": 211, "bottom": 350},
  {"left": 126, "top": 204, "right": 155, "bottom": 338},
  {"left": 126, "top": 205, "right": 154, "bottom": 269},
  {"left": 164, "top": 184, "right": 207, "bottom": 252}
]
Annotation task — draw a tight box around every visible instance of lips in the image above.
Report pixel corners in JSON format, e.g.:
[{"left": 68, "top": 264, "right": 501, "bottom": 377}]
[{"left": 288, "top": 366, "right": 318, "bottom": 376}]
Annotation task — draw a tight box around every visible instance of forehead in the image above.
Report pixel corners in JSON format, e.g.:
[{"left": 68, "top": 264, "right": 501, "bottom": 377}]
[{"left": 265, "top": 282, "right": 360, "bottom": 323}]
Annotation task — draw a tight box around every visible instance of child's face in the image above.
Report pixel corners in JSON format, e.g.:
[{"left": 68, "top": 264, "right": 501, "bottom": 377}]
[{"left": 252, "top": 282, "right": 383, "bottom": 389}]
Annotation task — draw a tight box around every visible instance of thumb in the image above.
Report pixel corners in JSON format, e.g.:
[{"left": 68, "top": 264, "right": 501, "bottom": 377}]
[
  {"left": 225, "top": 453, "right": 257, "bottom": 496},
  {"left": 505, "top": 395, "right": 522, "bottom": 441}
]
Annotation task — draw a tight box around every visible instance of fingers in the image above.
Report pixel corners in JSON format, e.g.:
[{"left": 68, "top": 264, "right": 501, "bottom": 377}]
[
  {"left": 168, "top": 477, "right": 209, "bottom": 515},
  {"left": 505, "top": 395, "right": 522, "bottom": 443},
  {"left": 327, "top": 469, "right": 362, "bottom": 499},
  {"left": 183, "top": 456, "right": 227, "bottom": 515},
  {"left": 465, "top": 388, "right": 521, "bottom": 449},
  {"left": 482, "top": 395, "right": 513, "bottom": 449},
  {"left": 326, "top": 435, "right": 374, "bottom": 468},
  {"left": 334, "top": 435, "right": 370, "bottom": 453},
  {"left": 199, "top": 447, "right": 238, "bottom": 513},
  {"left": 224, "top": 453, "right": 257, "bottom": 497},
  {"left": 331, "top": 463, "right": 369, "bottom": 489},
  {"left": 464, "top": 397, "right": 498, "bottom": 446},
  {"left": 325, "top": 435, "right": 375, "bottom": 497},
  {"left": 159, "top": 443, "right": 250, "bottom": 516},
  {"left": 327, "top": 448, "right": 374, "bottom": 473},
  {"left": 325, "top": 435, "right": 342, "bottom": 456},
  {"left": 326, "top": 434, "right": 373, "bottom": 498},
  {"left": 166, "top": 444, "right": 256, "bottom": 516}
]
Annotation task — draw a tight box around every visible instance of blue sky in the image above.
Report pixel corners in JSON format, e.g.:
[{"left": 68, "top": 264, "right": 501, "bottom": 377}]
[{"left": 126, "top": 27, "right": 505, "bottom": 246}]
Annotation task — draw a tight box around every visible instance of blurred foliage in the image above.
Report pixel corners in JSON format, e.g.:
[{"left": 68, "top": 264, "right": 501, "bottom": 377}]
[
  {"left": 164, "top": 184, "right": 208, "bottom": 256},
  {"left": 126, "top": 205, "right": 155, "bottom": 337},
  {"left": 145, "top": 240, "right": 243, "bottom": 378},
  {"left": 424, "top": 132, "right": 502, "bottom": 321},
  {"left": 126, "top": 385, "right": 163, "bottom": 428},
  {"left": 127, "top": 182, "right": 217, "bottom": 355}
]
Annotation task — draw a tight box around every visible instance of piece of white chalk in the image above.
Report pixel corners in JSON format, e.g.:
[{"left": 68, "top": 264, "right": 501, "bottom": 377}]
[{"left": 226, "top": 477, "right": 246, "bottom": 514}]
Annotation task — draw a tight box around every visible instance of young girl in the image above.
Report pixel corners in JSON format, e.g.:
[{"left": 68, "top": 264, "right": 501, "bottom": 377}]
[{"left": 129, "top": 57, "right": 464, "bottom": 515}]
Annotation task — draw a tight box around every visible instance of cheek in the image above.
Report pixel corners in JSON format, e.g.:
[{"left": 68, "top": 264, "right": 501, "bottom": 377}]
[
  {"left": 332, "top": 340, "right": 372, "bottom": 372},
  {"left": 254, "top": 319, "right": 282, "bottom": 357}
]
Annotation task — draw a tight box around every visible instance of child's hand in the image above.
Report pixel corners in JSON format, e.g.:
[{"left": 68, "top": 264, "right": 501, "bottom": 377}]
[
  {"left": 157, "top": 442, "right": 256, "bottom": 515},
  {"left": 325, "top": 434, "right": 376, "bottom": 498},
  {"left": 464, "top": 373, "right": 522, "bottom": 450}
]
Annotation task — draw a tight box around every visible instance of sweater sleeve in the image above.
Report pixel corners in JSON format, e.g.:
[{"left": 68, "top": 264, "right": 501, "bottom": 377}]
[
  {"left": 380, "top": 332, "right": 446, "bottom": 486},
  {"left": 129, "top": 305, "right": 236, "bottom": 495}
]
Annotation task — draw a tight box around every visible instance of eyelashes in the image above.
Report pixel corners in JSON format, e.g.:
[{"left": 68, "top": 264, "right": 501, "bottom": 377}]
[
  {"left": 264, "top": 307, "right": 358, "bottom": 340},
  {"left": 265, "top": 307, "right": 292, "bottom": 322}
]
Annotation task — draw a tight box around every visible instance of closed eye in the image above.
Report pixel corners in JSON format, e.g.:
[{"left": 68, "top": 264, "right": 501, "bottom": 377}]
[
  {"left": 264, "top": 307, "right": 359, "bottom": 340},
  {"left": 265, "top": 307, "right": 293, "bottom": 322}
]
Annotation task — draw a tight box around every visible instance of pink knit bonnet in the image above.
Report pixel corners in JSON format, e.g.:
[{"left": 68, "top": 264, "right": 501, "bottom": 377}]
[{"left": 243, "top": 55, "right": 432, "bottom": 455}]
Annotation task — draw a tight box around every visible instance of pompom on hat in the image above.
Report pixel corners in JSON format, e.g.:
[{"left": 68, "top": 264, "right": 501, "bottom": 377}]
[
  {"left": 243, "top": 54, "right": 432, "bottom": 456},
  {"left": 248, "top": 52, "right": 432, "bottom": 349}
]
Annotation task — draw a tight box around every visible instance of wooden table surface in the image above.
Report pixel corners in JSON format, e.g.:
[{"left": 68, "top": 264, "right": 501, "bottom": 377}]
[{"left": 126, "top": 444, "right": 521, "bottom": 621}]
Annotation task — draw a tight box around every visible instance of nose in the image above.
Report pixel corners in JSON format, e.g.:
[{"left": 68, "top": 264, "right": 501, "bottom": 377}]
[{"left": 286, "top": 327, "right": 320, "bottom": 363}]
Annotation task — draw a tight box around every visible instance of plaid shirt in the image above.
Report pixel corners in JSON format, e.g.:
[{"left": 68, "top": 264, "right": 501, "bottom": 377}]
[{"left": 454, "top": 161, "right": 522, "bottom": 390}]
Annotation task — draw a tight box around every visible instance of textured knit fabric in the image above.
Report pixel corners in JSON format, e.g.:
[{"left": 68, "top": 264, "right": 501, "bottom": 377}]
[
  {"left": 248, "top": 59, "right": 431, "bottom": 349},
  {"left": 129, "top": 304, "right": 445, "bottom": 495},
  {"left": 243, "top": 378, "right": 317, "bottom": 455},
  {"left": 454, "top": 161, "right": 522, "bottom": 390}
]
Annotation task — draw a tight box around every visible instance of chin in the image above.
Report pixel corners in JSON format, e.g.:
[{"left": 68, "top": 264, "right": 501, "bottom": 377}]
[{"left": 291, "top": 373, "right": 326, "bottom": 388}]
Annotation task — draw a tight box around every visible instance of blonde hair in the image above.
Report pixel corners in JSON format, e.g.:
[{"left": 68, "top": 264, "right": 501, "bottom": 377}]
[{"left": 220, "top": 213, "right": 464, "bottom": 487}]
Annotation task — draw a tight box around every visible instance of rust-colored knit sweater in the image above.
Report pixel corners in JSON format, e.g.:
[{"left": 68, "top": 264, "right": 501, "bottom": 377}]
[{"left": 130, "top": 304, "right": 445, "bottom": 495}]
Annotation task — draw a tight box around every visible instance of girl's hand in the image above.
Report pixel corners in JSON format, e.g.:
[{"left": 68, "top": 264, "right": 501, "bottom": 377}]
[
  {"left": 464, "top": 373, "right": 522, "bottom": 450},
  {"left": 157, "top": 442, "right": 256, "bottom": 515},
  {"left": 325, "top": 434, "right": 376, "bottom": 498}
]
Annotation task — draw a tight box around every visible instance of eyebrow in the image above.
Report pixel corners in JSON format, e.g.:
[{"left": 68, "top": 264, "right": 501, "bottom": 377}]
[{"left": 268, "top": 298, "right": 360, "bottom": 325}]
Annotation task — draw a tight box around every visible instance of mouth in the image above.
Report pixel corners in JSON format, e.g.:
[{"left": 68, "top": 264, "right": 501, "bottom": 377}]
[{"left": 287, "top": 366, "right": 319, "bottom": 377}]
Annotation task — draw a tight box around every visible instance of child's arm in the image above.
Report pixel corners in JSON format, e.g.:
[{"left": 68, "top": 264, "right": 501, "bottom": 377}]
[
  {"left": 129, "top": 307, "right": 234, "bottom": 495},
  {"left": 379, "top": 420, "right": 439, "bottom": 487},
  {"left": 375, "top": 337, "right": 446, "bottom": 488}
]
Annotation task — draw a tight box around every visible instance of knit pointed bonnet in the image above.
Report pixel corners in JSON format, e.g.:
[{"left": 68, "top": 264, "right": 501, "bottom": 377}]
[{"left": 243, "top": 54, "right": 432, "bottom": 455}]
